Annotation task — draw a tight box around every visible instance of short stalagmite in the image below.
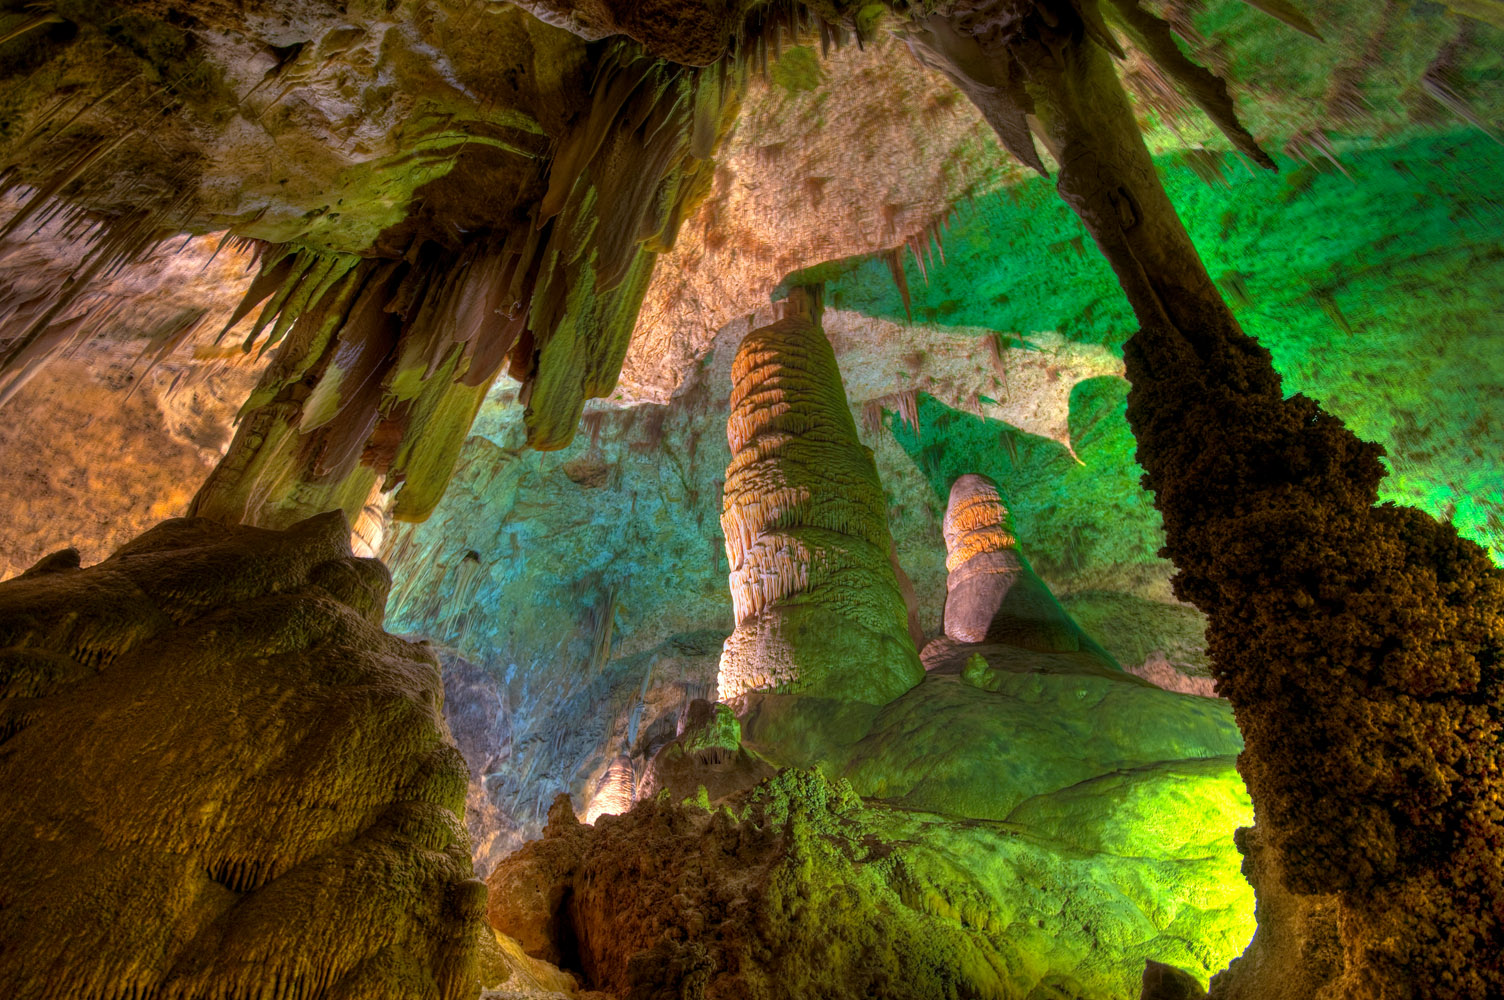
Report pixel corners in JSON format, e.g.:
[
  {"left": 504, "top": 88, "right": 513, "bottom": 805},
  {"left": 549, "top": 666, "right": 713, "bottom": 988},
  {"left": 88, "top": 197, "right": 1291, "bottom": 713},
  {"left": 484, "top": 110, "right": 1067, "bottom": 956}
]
[
  {"left": 941, "top": 472, "right": 1113, "bottom": 662},
  {"left": 718, "top": 288, "right": 922, "bottom": 704},
  {"left": 0, "top": 512, "right": 486, "bottom": 1000}
]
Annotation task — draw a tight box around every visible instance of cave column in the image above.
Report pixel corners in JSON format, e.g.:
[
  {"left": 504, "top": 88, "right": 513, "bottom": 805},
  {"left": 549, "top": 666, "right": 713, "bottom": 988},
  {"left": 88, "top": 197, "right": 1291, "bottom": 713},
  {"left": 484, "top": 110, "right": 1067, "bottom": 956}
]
[
  {"left": 911, "top": 3, "right": 1504, "bottom": 993},
  {"left": 717, "top": 286, "right": 923, "bottom": 705}
]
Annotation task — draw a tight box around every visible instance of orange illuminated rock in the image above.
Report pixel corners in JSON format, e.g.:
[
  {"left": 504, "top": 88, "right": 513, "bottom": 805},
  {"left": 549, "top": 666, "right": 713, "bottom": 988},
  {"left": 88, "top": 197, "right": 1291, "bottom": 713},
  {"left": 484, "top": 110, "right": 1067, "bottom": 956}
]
[{"left": 717, "top": 288, "right": 921, "bottom": 705}]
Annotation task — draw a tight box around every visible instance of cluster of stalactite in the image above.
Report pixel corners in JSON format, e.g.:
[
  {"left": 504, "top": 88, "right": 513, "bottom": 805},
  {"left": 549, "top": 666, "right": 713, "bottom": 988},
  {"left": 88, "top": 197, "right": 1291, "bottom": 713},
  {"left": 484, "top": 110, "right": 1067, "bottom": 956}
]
[
  {"left": 941, "top": 472, "right": 1113, "bottom": 658},
  {"left": 718, "top": 287, "right": 922, "bottom": 705},
  {"left": 188, "top": 43, "right": 742, "bottom": 528},
  {"left": 507, "top": 0, "right": 872, "bottom": 67},
  {"left": 0, "top": 192, "right": 217, "bottom": 405},
  {"left": 0, "top": 512, "right": 487, "bottom": 1000}
]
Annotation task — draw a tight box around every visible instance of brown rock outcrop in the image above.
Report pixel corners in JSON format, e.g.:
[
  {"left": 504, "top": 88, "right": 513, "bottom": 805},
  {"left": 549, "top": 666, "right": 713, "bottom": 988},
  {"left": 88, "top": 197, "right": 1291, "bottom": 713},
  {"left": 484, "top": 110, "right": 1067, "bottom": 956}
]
[
  {"left": 1209, "top": 826, "right": 1341, "bottom": 1000},
  {"left": 718, "top": 288, "right": 922, "bottom": 704},
  {"left": 900, "top": 1, "right": 1504, "bottom": 991},
  {"left": 0, "top": 512, "right": 486, "bottom": 1000},
  {"left": 940, "top": 472, "right": 1115, "bottom": 662}
]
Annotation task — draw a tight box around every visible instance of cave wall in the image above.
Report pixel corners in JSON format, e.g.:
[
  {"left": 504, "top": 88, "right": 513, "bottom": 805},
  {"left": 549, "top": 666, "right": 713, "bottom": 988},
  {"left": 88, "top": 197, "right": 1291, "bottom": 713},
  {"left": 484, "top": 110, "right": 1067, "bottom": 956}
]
[{"left": 0, "top": 513, "right": 487, "bottom": 1000}]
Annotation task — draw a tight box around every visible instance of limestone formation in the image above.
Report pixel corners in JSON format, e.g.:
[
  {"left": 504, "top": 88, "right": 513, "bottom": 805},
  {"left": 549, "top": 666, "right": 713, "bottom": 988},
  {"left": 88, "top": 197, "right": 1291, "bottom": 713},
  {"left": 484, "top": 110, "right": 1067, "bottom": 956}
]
[
  {"left": 188, "top": 45, "right": 741, "bottom": 529},
  {"left": 941, "top": 472, "right": 1114, "bottom": 662},
  {"left": 1128, "top": 290, "right": 1504, "bottom": 998},
  {"left": 0, "top": 512, "right": 486, "bottom": 1000},
  {"left": 488, "top": 766, "right": 1255, "bottom": 998},
  {"left": 718, "top": 288, "right": 922, "bottom": 704},
  {"left": 896, "top": 3, "right": 1504, "bottom": 991}
]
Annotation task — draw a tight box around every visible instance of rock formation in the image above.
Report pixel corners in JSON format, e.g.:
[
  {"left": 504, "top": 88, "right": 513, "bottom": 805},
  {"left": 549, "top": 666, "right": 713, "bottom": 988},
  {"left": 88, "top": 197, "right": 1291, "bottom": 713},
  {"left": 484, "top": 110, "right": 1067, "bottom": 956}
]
[
  {"left": 0, "top": 512, "right": 487, "bottom": 1000},
  {"left": 895, "top": 3, "right": 1504, "bottom": 993},
  {"left": 187, "top": 43, "right": 741, "bottom": 530},
  {"left": 941, "top": 471, "right": 1114, "bottom": 661},
  {"left": 488, "top": 765, "right": 1254, "bottom": 999},
  {"left": 1126, "top": 254, "right": 1504, "bottom": 997},
  {"left": 718, "top": 287, "right": 922, "bottom": 704},
  {"left": 1, "top": 0, "right": 1501, "bottom": 995}
]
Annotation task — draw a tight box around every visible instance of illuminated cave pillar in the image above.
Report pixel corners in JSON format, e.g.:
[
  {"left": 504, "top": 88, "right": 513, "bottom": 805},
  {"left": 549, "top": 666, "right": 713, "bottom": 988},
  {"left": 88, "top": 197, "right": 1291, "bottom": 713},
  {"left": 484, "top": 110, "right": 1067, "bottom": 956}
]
[
  {"left": 907, "top": 4, "right": 1504, "bottom": 992},
  {"left": 942, "top": 473, "right": 1113, "bottom": 664},
  {"left": 717, "top": 288, "right": 922, "bottom": 705}
]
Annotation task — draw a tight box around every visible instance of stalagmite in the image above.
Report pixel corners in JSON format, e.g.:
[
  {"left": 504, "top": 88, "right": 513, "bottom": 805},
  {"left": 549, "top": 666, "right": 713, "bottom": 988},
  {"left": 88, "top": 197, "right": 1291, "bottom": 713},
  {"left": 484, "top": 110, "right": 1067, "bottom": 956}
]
[
  {"left": 0, "top": 512, "right": 485, "bottom": 1000},
  {"left": 717, "top": 286, "right": 922, "bottom": 705},
  {"left": 941, "top": 472, "right": 1113, "bottom": 660}
]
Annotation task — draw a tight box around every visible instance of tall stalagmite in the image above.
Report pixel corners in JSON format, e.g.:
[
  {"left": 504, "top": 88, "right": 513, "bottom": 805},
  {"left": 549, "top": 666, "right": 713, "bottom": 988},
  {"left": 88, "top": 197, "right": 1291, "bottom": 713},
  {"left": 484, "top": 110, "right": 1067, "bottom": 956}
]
[
  {"left": 942, "top": 472, "right": 1114, "bottom": 661},
  {"left": 0, "top": 513, "right": 486, "bottom": 1000},
  {"left": 718, "top": 288, "right": 922, "bottom": 704}
]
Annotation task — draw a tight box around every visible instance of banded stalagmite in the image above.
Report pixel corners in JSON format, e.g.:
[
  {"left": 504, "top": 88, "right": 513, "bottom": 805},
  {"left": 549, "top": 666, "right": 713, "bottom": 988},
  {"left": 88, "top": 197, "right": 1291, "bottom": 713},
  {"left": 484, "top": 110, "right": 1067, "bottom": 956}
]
[
  {"left": 941, "top": 472, "right": 1115, "bottom": 665},
  {"left": 717, "top": 287, "right": 922, "bottom": 705}
]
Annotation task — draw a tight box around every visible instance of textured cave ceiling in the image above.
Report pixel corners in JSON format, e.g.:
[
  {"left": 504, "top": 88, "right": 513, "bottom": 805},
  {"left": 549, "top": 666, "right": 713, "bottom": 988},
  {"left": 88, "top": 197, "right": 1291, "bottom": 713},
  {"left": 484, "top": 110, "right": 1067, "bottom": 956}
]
[{"left": 0, "top": 2, "right": 1501, "bottom": 999}]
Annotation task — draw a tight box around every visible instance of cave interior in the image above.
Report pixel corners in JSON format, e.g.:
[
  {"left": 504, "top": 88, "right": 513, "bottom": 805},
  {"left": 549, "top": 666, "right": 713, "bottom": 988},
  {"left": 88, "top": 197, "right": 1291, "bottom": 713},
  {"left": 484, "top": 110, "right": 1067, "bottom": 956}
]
[{"left": 0, "top": 0, "right": 1501, "bottom": 998}]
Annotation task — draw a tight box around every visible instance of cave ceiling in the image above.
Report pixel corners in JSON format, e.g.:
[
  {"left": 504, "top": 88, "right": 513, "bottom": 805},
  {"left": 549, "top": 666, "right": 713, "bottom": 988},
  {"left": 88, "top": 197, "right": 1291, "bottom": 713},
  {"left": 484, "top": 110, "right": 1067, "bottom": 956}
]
[{"left": 0, "top": 0, "right": 1499, "bottom": 527}]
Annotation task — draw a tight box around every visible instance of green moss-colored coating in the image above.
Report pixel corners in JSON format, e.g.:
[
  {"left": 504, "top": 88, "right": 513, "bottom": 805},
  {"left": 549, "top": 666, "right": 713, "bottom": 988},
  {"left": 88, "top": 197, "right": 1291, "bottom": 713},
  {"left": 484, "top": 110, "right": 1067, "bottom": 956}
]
[
  {"left": 820, "top": 132, "right": 1504, "bottom": 567},
  {"left": 492, "top": 764, "right": 1252, "bottom": 997},
  {"left": 768, "top": 45, "right": 825, "bottom": 94},
  {"left": 680, "top": 702, "right": 742, "bottom": 757}
]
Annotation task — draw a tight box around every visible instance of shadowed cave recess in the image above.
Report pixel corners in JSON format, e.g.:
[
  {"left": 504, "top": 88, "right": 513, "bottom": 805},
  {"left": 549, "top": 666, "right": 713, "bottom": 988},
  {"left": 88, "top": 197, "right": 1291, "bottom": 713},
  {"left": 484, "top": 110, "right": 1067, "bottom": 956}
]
[{"left": 0, "top": 0, "right": 1500, "bottom": 997}]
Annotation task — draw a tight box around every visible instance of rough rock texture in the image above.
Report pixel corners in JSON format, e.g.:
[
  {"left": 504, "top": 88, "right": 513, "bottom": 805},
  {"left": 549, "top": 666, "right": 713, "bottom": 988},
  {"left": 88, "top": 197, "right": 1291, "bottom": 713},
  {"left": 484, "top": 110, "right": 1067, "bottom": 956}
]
[
  {"left": 0, "top": 512, "right": 487, "bottom": 1000},
  {"left": 1209, "top": 826, "right": 1341, "bottom": 1000},
  {"left": 900, "top": 0, "right": 1504, "bottom": 994},
  {"left": 443, "top": 648, "right": 520, "bottom": 878},
  {"left": 488, "top": 766, "right": 1254, "bottom": 999},
  {"left": 1128, "top": 275, "right": 1504, "bottom": 998},
  {"left": 941, "top": 471, "right": 1115, "bottom": 662}
]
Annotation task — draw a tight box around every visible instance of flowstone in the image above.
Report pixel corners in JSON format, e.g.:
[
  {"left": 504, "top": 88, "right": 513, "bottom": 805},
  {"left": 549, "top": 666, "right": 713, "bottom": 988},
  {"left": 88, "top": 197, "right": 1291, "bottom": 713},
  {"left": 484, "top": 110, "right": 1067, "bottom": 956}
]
[{"left": 0, "top": 512, "right": 486, "bottom": 1000}]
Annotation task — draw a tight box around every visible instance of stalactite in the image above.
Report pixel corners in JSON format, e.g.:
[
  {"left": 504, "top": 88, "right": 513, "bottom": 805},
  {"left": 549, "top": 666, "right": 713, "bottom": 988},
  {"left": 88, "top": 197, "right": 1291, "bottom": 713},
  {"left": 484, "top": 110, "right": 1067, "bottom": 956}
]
[
  {"left": 188, "top": 38, "right": 744, "bottom": 528},
  {"left": 718, "top": 286, "right": 921, "bottom": 705}
]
